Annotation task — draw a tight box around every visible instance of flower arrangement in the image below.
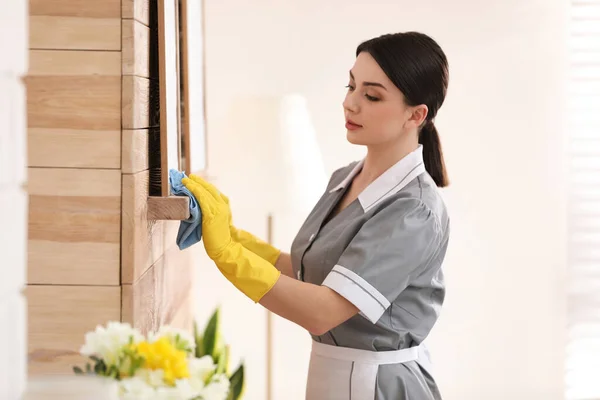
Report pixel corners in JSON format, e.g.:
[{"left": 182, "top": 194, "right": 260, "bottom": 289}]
[{"left": 73, "top": 308, "right": 244, "bottom": 400}]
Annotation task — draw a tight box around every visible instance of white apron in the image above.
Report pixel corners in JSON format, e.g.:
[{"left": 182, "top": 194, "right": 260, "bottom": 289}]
[{"left": 305, "top": 341, "right": 433, "bottom": 400}]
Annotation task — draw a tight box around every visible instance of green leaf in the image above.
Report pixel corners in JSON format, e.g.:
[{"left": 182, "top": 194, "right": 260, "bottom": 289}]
[
  {"left": 228, "top": 363, "right": 245, "bottom": 400},
  {"left": 202, "top": 308, "right": 220, "bottom": 359},
  {"left": 196, "top": 335, "right": 204, "bottom": 358},
  {"left": 107, "top": 364, "right": 120, "bottom": 379},
  {"left": 89, "top": 355, "right": 101, "bottom": 363},
  {"left": 73, "top": 366, "right": 84, "bottom": 375},
  {"left": 85, "top": 363, "right": 92, "bottom": 374},
  {"left": 193, "top": 320, "right": 204, "bottom": 358},
  {"left": 216, "top": 345, "right": 229, "bottom": 375},
  {"left": 94, "top": 360, "right": 107, "bottom": 375},
  {"left": 203, "top": 370, "right": 216, "bottom": 386},
  {"left": 129, "top": 354, "right": 145, "bottom": 377}
]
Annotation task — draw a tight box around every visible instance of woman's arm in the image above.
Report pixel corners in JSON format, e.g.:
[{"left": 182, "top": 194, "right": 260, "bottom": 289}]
[
  {"left": 274, "top": 252, "right": 294, "bottom": 278},
  {"left": 259, "top": 274, "right": 359, "bottom": 336},
  {"left": 181, "top": 175, "right": 358, "bottom": 334}
]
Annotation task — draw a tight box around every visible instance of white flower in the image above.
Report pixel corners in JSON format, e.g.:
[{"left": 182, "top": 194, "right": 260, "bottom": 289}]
[
  {"left": 118, "top": 376, "right": 156, "bottom": 400},
  {"left": 80, "top": 322, "right": 144, "bottom": 366},
  {"left": 155, "top": 380, "right": 200, "bottom": 400},
  {"left": 135, "top": 367, "right": 167, "bottom": 388},
  {"left": 149, "top": 326, "right": 196, "bottom": 355},
  {"left": 119, "top": 376, "right": 204, "bottom": 400},
  {"left": 188, "top": 355, "right": 217, "bottom": 383},
  {"left": 198, "top": 374, "right": 230, "bottom": 400}
]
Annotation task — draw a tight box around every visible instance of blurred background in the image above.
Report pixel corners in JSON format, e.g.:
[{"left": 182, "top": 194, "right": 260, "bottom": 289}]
[{"left": 192, "top": 1, "right": 592, "bottom": 400}]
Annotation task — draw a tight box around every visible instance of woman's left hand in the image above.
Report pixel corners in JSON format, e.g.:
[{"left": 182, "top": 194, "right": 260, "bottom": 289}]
[{"left": 182, "top": 175, "right": 233, "bottom": 260}]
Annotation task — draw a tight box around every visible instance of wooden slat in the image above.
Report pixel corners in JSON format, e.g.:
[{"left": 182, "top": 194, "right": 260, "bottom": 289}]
[
  {"left": 147, "top": 196, "right": 191, "bottom": 220},
  {"left": 121, "top": 244, "right": 193, "bottom": 334},
  {"left": 28, "top": 128, "right": 120, "bottom": 169},
  {"left": 28, "top": 0, "right": 121, "bottom": 50},
  {"left": 26, "top": 76, "right": 121, "bottom": 131},
  {"left": 29, "top": 16, "right": 121, "bottom": 51},
  {"left": 122, "top": 76, "right": 150, "bottom": 129},
  {"left": 29, "top": 0, "right": 121, "bottom": 18},
  {"left": 122, "top": 170, "right": 180, "bottom": 284},
  {"left": 28, "top": 50, "right": 121, "bottom": 76},
  {"left": 28, "top": 167, "right": 121, "bottom": 199},
  {"left": 27, "top": 285, "right": 121, "bottom": 375},
  {"left": 123, "top": 19, "right": 150, "bottom": 77},
  {"left": 28, "top": 241, "right": 120, "bottom": 286},
  {"left": 122, "top": 129, "right": 149, "bottom": 173},
  {"left": 28, "top": 168, "right": 121, "bottom": 285},
  {"left": 123, "top": 0, "right": 150, "bottom": 26}
]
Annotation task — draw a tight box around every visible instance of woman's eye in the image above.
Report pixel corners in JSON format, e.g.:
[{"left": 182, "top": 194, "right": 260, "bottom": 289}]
[
  {"left": 345, "top": 84, "right": 355, "bottom": 91},
  {"left": 365, "top": 94, "right": 380, "bottom": 102}
]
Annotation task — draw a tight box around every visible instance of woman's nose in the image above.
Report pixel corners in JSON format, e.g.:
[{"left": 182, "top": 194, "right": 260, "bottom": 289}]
[{"left": 343, "top": 92, "right": 359, "bottom": 113}]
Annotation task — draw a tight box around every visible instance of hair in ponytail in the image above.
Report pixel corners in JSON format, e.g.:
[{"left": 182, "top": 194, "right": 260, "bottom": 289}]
[
  {"left": 419, "top": 120, "right": 449, "bottom": 187},
  {"left": 357, "top": 32, "right": 450, "bottom": 187}
]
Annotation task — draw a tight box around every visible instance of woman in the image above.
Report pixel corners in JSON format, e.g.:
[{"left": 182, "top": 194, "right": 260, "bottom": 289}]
[{"left": 183, "top": 31, "right": 450, "bottom": 400}]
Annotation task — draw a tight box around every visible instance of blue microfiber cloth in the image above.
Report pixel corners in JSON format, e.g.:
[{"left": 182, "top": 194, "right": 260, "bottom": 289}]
[{"left": 169, "top": 169, "right": 202, "bottom": 250}]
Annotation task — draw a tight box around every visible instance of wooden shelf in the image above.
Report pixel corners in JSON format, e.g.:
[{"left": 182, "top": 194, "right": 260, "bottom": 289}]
[{"left": 146, "top": 195, "right": 190, "bottom": 220}]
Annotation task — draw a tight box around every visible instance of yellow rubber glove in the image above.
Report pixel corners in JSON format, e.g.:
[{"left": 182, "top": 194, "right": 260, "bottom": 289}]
[
  {"left": 182, "top": 176, "right": 281, "bottom": 302},
  {"left": 188, "top": 174, "right": 281, "bottom": 265}
]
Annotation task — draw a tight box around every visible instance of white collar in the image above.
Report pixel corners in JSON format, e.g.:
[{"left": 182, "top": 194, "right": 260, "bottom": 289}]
[{"left": 329, "top": 145, "right": 426, "bottom": 212}]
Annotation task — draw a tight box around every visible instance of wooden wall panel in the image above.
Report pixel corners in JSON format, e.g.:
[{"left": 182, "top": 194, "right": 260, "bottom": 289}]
[
  {"left": 122, "top": 76, "right": 150, "bottom": 130},
  {"left": 26, "top": 72, "right": 121, "bottom": 167},
  {"left": 121, "top": 170, "right": 180, "bottom": 284},
  {"left": 29, "top": 0, "right": 121, "bottom": 51},
  {"left": 123, "top": 0, "right": 150, "bottom": 26},
  {"left": 28, "top": 50, "right": 121, "bottom": 76},
  {"left": 23, "top": 0, "right": 194, "bottom": 380},
  {"left": 122, "top": 129, "right": 149, "bottom": 174},
  {"left": 122, "top": 20, "right": 150, "bottom": 77},
  {"left": 28, "top": 168, "right": 121, "bottom": 285},
  {"left": 28, "top": 128, "right": 121, "bottom": 169},
  {"left": 27, "top": 50, "right": 121, "bottom": 169},
  {"left": 29, "top": 16, "right": 121, "bottom": 51},
  {"left": 27, "top": 285, "right": 121, "bottom": 375},
  {"left": 27, "top": 76, "right": 121, "bottom": 131},
  {"left": 29, "top": 0, "right": 121, "bottom": 18},
  {"left": 122, "top": 245, "right": 193, "bottom": 334}
]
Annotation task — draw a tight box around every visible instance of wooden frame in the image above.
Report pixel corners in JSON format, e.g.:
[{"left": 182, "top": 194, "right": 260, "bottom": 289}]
[
  {"left": 147, "top": 0, "right": 209, "bottom": 220},
  {"left": 179, "top": 0, "right": 208, "bottom": 175},
  {"left": 157, "top": 0, "right": 182, "bottom": 196}
]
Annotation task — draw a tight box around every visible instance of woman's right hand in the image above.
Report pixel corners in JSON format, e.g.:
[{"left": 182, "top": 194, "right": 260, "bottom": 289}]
[{"left": 187, "top": 174, "right": 281, "bottom": 265}]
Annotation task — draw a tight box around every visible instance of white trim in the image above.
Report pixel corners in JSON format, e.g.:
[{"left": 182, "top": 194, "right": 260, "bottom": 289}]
[
  {"left": 329, "top": 160, "right": 364, "bottom": 193},
  {"left": 328, "top": 146, "right": 426, "bottom": 212},
  {"left": 322, "top": 265, "right": 390, "bottom": 323}
]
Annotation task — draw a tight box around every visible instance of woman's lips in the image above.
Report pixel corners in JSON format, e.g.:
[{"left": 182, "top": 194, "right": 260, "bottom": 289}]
[{"left": 345, "top": 120, "right": 362, "bottom": 130}]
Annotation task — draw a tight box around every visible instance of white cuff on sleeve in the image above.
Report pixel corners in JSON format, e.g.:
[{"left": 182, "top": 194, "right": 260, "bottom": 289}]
[{"left": 322, "top": 265, "right": 391, "bottom": 324}]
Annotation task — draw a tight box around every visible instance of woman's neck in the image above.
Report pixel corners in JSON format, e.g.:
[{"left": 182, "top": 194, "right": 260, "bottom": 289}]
[{"left": 357, "top": 136, "right": 419, "bottom": 187}]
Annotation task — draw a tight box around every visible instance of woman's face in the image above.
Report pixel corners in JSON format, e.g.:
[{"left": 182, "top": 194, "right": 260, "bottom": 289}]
[{"left": 342, "top": 52, "right": 427, "bottom": 147}]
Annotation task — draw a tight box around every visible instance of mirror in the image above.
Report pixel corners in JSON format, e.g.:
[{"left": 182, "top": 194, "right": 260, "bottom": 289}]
[{"left": 179, "top": 0, "right": 208, "bottom": 175}]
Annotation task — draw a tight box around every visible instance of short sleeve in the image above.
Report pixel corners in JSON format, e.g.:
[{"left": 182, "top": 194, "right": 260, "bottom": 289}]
[{"left": 322, "top": 197, "right": 441, "bottom": 323}]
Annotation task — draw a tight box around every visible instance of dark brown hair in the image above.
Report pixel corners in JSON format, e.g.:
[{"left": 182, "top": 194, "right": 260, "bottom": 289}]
[{"left": 357, "top": 32, "right": 450, "bottom": 187}]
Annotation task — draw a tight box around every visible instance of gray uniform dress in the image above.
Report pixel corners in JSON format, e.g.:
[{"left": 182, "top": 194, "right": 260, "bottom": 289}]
[{"left": 290, "top": 146, "right": 450, "bottom": 400}]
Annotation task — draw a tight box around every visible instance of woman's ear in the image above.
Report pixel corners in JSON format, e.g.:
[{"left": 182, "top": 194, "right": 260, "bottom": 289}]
[{"left": 407, "top": 105, "right": 429, "bottom": 129}]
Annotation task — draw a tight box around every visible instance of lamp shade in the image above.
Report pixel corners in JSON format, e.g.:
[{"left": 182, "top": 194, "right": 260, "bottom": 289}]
[{"left": 276, "top": 93, "right": 328, "bottom": 215}]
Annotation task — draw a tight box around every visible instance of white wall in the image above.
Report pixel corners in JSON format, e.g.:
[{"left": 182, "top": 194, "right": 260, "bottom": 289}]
[
  {"left": 0, "top": 1, "right": 28, "bottom": 399},
  {"left": 201, "top": 1, "right": 568, "bottom": 399}
]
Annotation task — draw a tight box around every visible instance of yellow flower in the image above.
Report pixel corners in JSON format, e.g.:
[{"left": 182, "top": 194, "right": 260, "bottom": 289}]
[{"left": 133, "top": 337, "right": 190, "bottom": 385}]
